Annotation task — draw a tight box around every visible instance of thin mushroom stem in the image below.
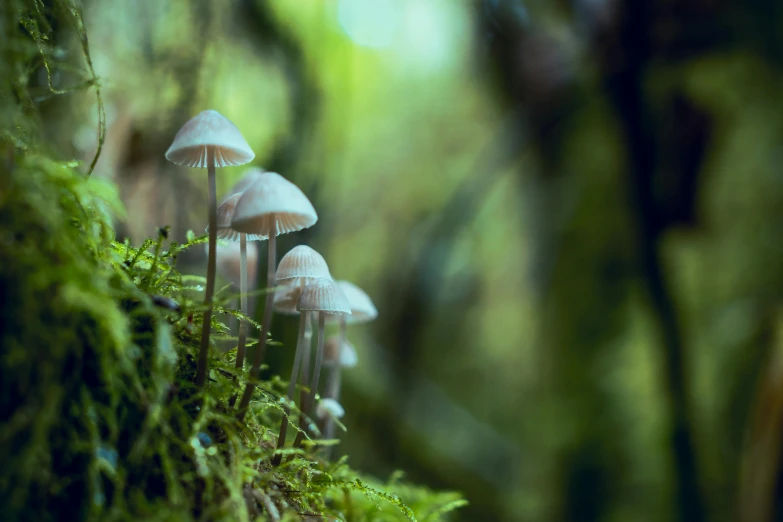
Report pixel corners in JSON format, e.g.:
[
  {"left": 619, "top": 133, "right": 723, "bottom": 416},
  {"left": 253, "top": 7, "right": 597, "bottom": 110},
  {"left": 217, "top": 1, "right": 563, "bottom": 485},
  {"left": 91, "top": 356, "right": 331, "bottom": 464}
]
[
  {"left": 228, "top": 232, "right": 249, "bottom": 408},
  {"left": 195, "top": 147, "right": 216, "bottom": 388},
  {"left": 237, "top": 232, "right": 249, "bottom": 368},
  {"left": 235, "top": 224, "right": 277, "bottom": 421},
  {"left": 299, "top": 311, "right": 315, "bottom": 408},
  {"left": 324, "top": 317, "right": 347, "bottom": 400},
  {"left": 293, "top": 312, "right": 326, "bottom": 449},
  {"left": 322, "top": 317, "right": 347, "bottom": 455},
  {"left": 271, "top": 312, "right": 309, "bottom": 466}
]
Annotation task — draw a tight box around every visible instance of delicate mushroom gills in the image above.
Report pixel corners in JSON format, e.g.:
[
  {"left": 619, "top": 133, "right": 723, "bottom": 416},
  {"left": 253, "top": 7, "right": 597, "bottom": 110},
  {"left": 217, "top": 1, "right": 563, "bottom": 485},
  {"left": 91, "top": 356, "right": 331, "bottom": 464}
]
[
  {"left": 168, "top": 145, "right": 256, "bottom": 169},
  {"left": 214, "top": 228, "right": 263, "bottom": 242},
  {"left": 232, "top": 213, "right": 319, "bottom": 239}
]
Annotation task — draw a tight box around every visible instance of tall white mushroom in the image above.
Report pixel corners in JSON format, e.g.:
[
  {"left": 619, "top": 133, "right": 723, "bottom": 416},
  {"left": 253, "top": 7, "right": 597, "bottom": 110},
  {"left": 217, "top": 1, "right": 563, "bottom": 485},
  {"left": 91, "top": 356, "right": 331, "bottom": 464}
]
[
  {"left": 209, "top": 239, "right": 259, "bottom": 356},
  {"left": 165, "top": 110, "right": 254, "bottom": 387},
  {"left": 291, "top": 279, "right": 351, "bottom": 450},
  {"left": 232, "top": 173, "right": 317, "bottom": 420},
  {"left": 271, "top": 246, "right": 331, "bottom": 464}
]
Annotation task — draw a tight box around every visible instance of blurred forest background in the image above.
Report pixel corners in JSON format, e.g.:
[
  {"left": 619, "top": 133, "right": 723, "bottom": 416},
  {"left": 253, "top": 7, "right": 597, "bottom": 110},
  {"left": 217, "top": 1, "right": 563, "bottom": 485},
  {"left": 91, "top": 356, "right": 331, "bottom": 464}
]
[{"left": 27, "top": 0, "right": 783, "bottom": 520}]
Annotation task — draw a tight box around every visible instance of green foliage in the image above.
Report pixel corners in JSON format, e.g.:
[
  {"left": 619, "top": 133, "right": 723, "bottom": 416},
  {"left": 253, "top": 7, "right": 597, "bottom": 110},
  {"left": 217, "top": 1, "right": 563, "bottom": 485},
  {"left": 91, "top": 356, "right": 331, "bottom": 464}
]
[{"left": 0, "top": 153, "right": 465, "bottom": 521}]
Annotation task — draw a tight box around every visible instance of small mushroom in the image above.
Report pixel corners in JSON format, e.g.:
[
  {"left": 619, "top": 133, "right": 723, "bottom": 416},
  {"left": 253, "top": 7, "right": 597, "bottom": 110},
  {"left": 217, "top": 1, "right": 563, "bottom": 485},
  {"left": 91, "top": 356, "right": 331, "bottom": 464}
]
[
  {"left": 211, "top": 239, "right": 259, "bottom": 358},
  {"left": 322, "top": 281, "right": 377, "bottom": 445},
  {"left": 232, "top": 173, "right": 318, "bottom": 420},
  {"left": 276, "top": 246, "right": 332, "bottom": 401},
  {"left": 271, "top": 246, "right": 331, "bottom": 465},
  {"left": 316, "top": 398, "right": 345, "bottom": 421},
  {"left": 165, "top": 109, "right": 254, "bottom": 387},
  {"left": 324, "top": 335, "right": 358, "bottom": 369},
  {"left": 291, "top": 279, "right": 351, "bottom": 450},
  {"left": 318, "top": 337, "right": 358, "bottom": 454}
]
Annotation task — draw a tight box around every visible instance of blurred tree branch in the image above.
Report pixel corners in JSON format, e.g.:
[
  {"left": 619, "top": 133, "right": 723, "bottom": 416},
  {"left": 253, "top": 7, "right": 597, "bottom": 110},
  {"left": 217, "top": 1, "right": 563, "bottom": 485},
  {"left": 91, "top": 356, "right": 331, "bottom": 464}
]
[{"left": 598, "top": 2, "right": 710, "bottom": 521}]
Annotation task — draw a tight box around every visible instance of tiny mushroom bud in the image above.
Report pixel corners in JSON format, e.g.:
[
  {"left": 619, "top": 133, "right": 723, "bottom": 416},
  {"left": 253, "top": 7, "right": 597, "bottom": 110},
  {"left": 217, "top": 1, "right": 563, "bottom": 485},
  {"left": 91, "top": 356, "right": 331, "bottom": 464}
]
[
  {"left": 234, "top": 173, "right": 318, "bottom": 421},
  {"left": 324, "top": 336, "right": 358, "bottom": 369},
  {"left": 316, "top": 398, "right": 345, "bottom": 421},
  {"left": 335, "top": 280, "right": 378, "bottom": 324},
  {"left": 291, "top": 279, "right": 351, "bottom": 451},
  {"left": 165, "top": 109, "right": 254, "bottom": 388}
]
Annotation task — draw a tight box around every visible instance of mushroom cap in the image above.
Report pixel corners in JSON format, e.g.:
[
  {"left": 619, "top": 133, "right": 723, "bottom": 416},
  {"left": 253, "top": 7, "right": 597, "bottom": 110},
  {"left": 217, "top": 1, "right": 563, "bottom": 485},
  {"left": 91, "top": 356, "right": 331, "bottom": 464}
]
[
  {"left": 316, "top": 398, "right": 345, "bottom": 420},
  {"left": 273, "top": 284, "right": 301, "bottom": 315},
  {"left": 297, "top": 279, "right": 351, "bottom": 315},
  {"left": 165, "top": 110, "right": 255, "bottom": 168},
  {"left": 276, "top": 245, "right": 331, "bottom": 287},
  {"left": 333, "top": 280, "right": 378, "bottom": 324},
  {"left": 208, "top": 193, "right": 263, "bottom": 241},
  {"left": 228, "top": 167, "right": 265, "bottom": 198},
  {"left": 230, "top": 172, "right": 317, "bottom": 238},
  {"left": 324, "top": 336, "right": 358, "bottom": 368}
]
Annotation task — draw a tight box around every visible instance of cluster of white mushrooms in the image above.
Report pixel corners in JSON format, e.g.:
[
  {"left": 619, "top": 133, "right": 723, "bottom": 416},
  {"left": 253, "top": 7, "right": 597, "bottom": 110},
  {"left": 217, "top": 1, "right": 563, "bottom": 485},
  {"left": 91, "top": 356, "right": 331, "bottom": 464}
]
[{"left": 164, "top": 110, "right": 377, "bottom": 461}]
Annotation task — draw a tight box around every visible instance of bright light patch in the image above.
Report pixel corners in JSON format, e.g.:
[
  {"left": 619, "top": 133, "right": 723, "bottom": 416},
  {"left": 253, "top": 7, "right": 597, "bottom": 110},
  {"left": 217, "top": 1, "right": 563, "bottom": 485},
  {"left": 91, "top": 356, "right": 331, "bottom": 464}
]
[
  {"left": 398, "top": 0, "right": 460, "bottom": 72},
  {"left": 337, "top": 0, "right": 400, "bottom": 49}
]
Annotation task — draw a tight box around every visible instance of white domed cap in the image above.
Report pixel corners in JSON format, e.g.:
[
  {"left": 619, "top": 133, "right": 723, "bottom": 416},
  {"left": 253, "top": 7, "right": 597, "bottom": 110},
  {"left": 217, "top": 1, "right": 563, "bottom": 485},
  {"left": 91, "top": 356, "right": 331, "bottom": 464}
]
[
  {"left": 297, "top": 279, "right": 351, "bottom": 315},
  {"left": 230, "top": 172, "right": 317, "bottom": 238},
  {"left": 316, "top": 398, "right": 345, "bottom": 420},
  {"left": 276, "top": 245, "right": 331, "bottom": 287},
  {"left": 336, "top": 281, "right": 378, "bottom": 324},
  {"left": 324, "top": 336, "right": 358, "bottom": 368},
  {"left": 207, "top": 193, "right": 263, "bottom": 242},
  {"left": 165, "top": 110, "right": 255, "bottom": 168},
  {"left": 273, "top": 284, "right": 301, "bottom": 315},
  {"left": 227, "top": 167, "right": 265, "bottom": 199}
]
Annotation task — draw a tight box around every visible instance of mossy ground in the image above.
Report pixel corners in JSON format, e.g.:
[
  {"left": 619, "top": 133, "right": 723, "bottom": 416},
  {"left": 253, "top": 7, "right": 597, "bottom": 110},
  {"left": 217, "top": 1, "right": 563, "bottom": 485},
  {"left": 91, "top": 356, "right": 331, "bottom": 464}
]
[
  {"left": 0, "top": 142, "right": 466, "bottom": 522},
  {"left": 0, "top": 1, "right": 465, "bottom": 520}
]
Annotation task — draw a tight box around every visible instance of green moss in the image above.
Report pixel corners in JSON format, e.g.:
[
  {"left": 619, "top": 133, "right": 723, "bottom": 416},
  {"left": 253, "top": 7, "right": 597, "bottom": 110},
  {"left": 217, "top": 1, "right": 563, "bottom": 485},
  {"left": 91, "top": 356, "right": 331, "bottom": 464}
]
[
  {"left": 0, "top": 2, "right": 465, "bottom": 520},
  {"left": 0, "top": 145, "right": 465, "bottom": 522}
]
